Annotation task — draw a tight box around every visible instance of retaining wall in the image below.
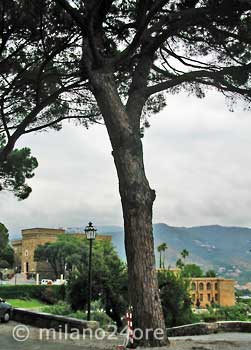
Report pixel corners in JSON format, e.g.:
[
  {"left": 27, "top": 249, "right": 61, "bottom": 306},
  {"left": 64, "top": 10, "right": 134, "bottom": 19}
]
[
  {"left": 12, "top": 309, "right": 251, "bottom": 337},
  {"left": 167, "top": 321, "right": 251, "bottom": 337},
  {"left": 12, "top": 308, "right": 99, "bottom": 332}
]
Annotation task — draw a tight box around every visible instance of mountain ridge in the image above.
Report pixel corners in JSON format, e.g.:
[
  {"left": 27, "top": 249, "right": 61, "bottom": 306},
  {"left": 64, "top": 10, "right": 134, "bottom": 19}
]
[{"left": 10, "top": 223, "right": 251, "bottom": 284}]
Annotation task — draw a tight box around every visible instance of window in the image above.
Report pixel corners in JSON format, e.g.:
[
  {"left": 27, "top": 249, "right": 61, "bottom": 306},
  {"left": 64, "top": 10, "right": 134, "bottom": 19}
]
[
  {"left": 191, "top": 283, "right": 196, "bottom": 290},
  {"left": 192, "top": 294, "right": 196, "bottom": 302},
  {"left": 207, "top": 282, "right": 212, "bottom": 290},
  {"left": 208, "top": 294, "right": 211, "bottom": 302},
  {"left": 215, "top": 294, "right": 218, "bottom": 302},
  {"left": 199, "top": 282, "right": 204, "bottom": 290},
  {"left": 215, "top": 283, "right": 218, "bottom": 290},
  {"left": 200, "top": 294, "right": 203, "bottom": 301}
]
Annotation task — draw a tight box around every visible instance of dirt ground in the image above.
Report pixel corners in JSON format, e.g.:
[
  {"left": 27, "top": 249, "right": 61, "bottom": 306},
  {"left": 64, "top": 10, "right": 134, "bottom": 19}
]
[{"left": 1, "top": 322, "right": 251, "bottom": 350}]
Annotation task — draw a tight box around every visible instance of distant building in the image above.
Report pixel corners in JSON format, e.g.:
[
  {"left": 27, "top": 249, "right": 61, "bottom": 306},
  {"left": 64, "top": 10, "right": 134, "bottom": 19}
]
[
  {"left": 12, "top": 228, "right": 112, "bottom": 278},
  {"left": 190, "top": 277, "right": 235, "bottom": 308},
  {"left": 157, "top": 268, "right": 235, "bottom": 308}
]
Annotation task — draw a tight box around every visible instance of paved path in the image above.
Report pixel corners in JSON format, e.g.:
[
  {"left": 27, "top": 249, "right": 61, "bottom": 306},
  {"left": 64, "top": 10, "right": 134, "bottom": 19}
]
[{"left": 1, "top": 322, "right": 251, "bottom": 349}]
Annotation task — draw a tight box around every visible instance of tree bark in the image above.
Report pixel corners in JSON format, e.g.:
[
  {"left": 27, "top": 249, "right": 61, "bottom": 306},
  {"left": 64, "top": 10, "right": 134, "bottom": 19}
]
[{"left": 89, "top": 71, "right": 169, "bottom": 347}]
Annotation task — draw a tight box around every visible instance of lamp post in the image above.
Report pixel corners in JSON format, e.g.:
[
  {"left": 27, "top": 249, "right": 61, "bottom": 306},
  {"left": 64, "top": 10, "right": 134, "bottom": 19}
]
[
  {"left": 85, "top": 222, "right": 97, "bottom": 321},
  {"left": 15, "top": 266, "right": 18, "bottom": 286}
]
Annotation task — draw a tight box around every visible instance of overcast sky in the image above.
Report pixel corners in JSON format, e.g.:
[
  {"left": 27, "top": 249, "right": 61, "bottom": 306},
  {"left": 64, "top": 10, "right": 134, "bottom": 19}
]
[{"left": 1, "top": 90, "right": 251, "bottom": 238}]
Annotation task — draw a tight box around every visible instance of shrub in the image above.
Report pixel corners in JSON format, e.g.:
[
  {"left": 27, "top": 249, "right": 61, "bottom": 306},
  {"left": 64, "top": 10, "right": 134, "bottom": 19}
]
[
  {"left": 0, "top": 285, "right": 65, "bottom": 303},
  {"left": 40, "top": 287, "right": 57, "bottom": 304},
  {"left": 42, "top": 301, "right": 113, "bottom": 327},
  {"left": 158, "top": 270, "right": 199, "bottom": 327},
  {"left": 90, "top": 311, "right": 113, "bottom": 327},
  {"left": 201, "top": 303, "right": 251, "bottom": 322},
  {"left": 42, "top": 301, "right": 72, "bottom": 315},
  {"left": 0, "top": 260, "right": 10, "bottom": 268}
]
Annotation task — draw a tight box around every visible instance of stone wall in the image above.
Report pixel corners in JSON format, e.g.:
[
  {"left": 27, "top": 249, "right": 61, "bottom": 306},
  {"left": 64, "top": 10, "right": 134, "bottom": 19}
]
[
  {"left": 12, "top": 308, "right": 99, "bottom": 332},
  {"left": 166, "top": 321, "right": 251, "bottom": 337}
]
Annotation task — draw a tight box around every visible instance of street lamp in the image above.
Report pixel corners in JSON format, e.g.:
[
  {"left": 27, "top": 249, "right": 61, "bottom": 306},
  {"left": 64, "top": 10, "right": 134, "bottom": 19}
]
[
  {"left": 15, "top": 267, "right": 18, "bottom": 286},
  {"left": 85, "top": 222, "right": 97, "bottom": 321}
]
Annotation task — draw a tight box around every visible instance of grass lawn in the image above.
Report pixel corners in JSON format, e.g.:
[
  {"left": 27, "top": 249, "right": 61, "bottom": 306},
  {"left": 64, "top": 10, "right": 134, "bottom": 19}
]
[{"left": 6, "top": 299, "right": 45, "bottom": 309}]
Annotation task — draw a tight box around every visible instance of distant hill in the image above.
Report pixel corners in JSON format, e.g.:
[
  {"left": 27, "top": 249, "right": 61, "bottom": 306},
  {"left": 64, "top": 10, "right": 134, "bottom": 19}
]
[
  {"left": 153, "top": 223, "right": 251, "bottom": 284},
  {"left": 98, "top": 223, "right": 251, "bottom": 284},
  {"left": 12, "top": 223, "right": 251, "bottom": 284}
]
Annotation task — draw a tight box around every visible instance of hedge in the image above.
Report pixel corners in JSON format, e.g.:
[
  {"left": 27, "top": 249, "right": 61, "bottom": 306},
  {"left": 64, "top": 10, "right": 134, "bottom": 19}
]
[{"left": 0, "top": 285, "right": 65, "bottom": 302}]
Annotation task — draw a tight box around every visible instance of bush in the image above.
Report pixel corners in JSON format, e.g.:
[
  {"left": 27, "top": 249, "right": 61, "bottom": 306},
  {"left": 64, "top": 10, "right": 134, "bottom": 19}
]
[
  {"left": 158, "top": 270, "right": 199, "bottom": 327},
  {"left": 0, "top": 285, "right": 65, "bottom": 303},
  {"left": 90, "top": 311, "right": 113, "bottom": 327},
  {"left": 0, "top": 260, "right": 10, "bottom": 268},
  {"left": 42, "top": 301, "right": 72, "bottom": 315},
  {"left": 42, "top": 301, "right": 113, "bottom": 327},
  {"left": 201, "top": 303, "right": 251, "bottom": 322},
  {"left": 40, "top": 287, "right": 57, "bottom": 304}
]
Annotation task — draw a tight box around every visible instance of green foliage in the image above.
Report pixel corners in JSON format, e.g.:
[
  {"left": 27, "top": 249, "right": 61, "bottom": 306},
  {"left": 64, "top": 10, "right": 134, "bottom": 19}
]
[
  {"left": 0, "top": 223, "right": 14, "bottom": 267},
  {"left": 42, "top": 301, "right": 113, "bottom": 327},
  {"left": 238, "top": 298, "right": 251, "bottom": 307},
  {"left": 6, "top": 298, "right": 45, "bottom": 309},
  {"left": 34, "top": 235, "right": 81, "bottom": 277},
  {"left": 181, "top": 264, "right": 204, "bottom": 278},
  {"left": 66, "top": 238, "right": 128, "bottom": 328},
  {"left": 0, "top": 0, "right": 251, "bottom": 201},
  {"left": 176, "top": 248, "right": 215, "bottom": 278},
  {"left": 157, "top": 243, "right": 168, "bottom": 269},
  {"left": 0, "top": 260, "right": 10, "bottom": 268},
  {"left": 176, "top": 258, "right": 184, "bottom": 269},
  {"left": 176, "top": 249, "right": 190, "bottom": 269},
  {"left": 0, "top": 142, "right": 38, "bottom": 199},
  {"left": 205, "top": 270, "right": 217, "bottom": 277},
  {"left": 1, "top": 246, "right": 14, "bottom": 267},
  {"left": 158, "top": 270, "right": 197, "bottom": 327},
  {"left": 0, "top": 0, "right": 99, "bottom": 200},
  {"left": 0, "top": 223, "right": 8, "bottom": 247},
  {"left": 0, "top": 285, "right": 65, "bottom": 302},
  {"left": 42, "top": 301, "right": 72, "bottom": 316},
  {"left": 90, "top": 311, "right": 114, "bottom": 327},
  {"left": 35, "top": 235, "right": 128, "bottom": 327},
  {"left": 201, "top": 303, "right": 251, "bottom": 322},
  {"left": 40, "top": 286, "right": 58, "bottom": 305},
  {"left": 181, "top": 249, "right": 189, "bottom": 260}
]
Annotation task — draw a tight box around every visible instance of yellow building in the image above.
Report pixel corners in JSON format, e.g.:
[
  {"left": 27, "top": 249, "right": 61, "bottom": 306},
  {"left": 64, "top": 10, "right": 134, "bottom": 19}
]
[
  {"left": 157, "top": 268, "right": 235, "bottom": 308},
  {"left": 190, "top": 277, "right": 235, "bottom": 308},
  {"left": 12, "top": 228, "right": 112, "bottom": 278}
]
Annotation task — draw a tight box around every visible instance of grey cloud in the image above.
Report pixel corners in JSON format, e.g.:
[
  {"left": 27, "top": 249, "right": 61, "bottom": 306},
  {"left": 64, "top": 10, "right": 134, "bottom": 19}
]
[{"left": 1, "top": 90, "right": 251, "bottom": 237}]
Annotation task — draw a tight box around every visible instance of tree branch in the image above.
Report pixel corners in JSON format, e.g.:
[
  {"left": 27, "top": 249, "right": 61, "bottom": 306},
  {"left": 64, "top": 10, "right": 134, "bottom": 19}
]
[
  {"left": 55, "top": 0, "right": 87, "bottom": 32},
  {"left": 0, "top": 80, "right": 82, "bottom": 161},
  {"left": 24, "top": 113, "right": 102, "bottom": 134},
  {"left": 146, "top": 63, "right": 251, "bottom": 97}
]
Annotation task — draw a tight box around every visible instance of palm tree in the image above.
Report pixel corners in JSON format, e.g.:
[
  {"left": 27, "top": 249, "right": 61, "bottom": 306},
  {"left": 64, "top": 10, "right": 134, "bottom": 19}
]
[
  {"left": 157, "top": 243, "right": 168, "bottom": 269},
  {"left": 157, "top": 244, "right": 163, "bottom": 269},
  {"left": 181, "top": 249, "right": 189, "bottom": 260},
  {"left": 161, "top": 243, "right": 168, "bottom": 269}
]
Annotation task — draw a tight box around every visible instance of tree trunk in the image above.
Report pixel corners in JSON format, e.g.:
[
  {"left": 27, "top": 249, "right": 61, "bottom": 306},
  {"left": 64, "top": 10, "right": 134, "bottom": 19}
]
[
  {"left": 118, "top": 148, "right": 168, "bottom": 347},
  {"left": 89, "top": 71, "right": 169, "bottom": 347},
  {"left": 159, "top": 251, "right": 162, "bottom": 269},
  {"left": 0, "top": 138, "right": 16, "bottom": 162}
]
